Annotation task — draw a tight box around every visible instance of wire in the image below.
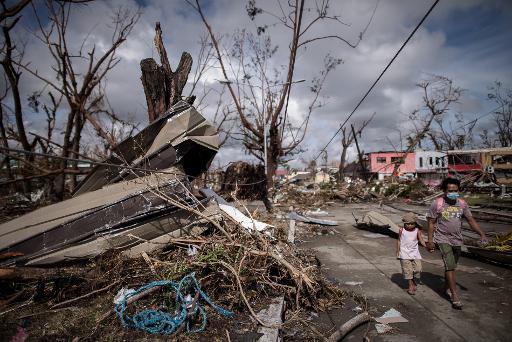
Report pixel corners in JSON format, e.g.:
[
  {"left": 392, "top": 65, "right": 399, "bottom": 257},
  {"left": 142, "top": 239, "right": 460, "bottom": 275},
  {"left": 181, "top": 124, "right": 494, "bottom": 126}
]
[{"left": 313, "top": 0, "right": 440, "bottom": 161}]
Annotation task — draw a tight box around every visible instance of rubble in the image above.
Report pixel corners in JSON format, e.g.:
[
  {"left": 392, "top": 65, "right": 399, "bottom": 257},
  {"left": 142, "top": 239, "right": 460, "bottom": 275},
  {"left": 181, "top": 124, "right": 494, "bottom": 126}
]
[
  {"left": 1, "top": 101, "right": 508, "bottom": 340},
  {"left": 0, "top": 198, "right": 348, "bottom": 339},
  {"left": 220, "top": 161, "right": 267, "bottom": 201},
  {"left": 0, "top": 135, "right": 349, "bottom": 341}
]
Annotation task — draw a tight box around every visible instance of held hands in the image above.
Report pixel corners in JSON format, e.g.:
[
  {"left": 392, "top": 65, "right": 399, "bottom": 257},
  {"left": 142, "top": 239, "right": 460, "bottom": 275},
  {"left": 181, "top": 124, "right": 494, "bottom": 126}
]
[
  {"left": 478, "top": 234, "right": 489, "bottom": 246},
  {"left": 426, "top": 241, "right": 435, "bottom": 253}
]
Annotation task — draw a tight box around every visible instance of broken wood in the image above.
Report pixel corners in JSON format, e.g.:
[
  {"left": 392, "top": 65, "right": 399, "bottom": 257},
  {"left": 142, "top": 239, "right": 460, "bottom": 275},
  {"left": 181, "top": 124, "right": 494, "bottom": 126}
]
[
  {"left": 141, "top": 251, "right": 156, "bottom": 275},
  {"left": 50, "top": 281, "right": 119, "bottom": 309},
  {"left": 140, "top": 22, "right": 193, "bottom": 122},
  {"left": 327, "top": 312, "right": 371, "bottom": 341}
]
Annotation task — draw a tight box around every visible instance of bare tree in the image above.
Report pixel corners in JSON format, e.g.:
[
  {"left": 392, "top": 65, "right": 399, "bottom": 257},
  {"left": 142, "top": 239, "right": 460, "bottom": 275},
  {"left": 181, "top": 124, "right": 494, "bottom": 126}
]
[
  {"left": 338, "top": 114, "right": 374, "bottom": 181},
  {"left": 0, "top": 0, "right": 31, "bottom": 22},
  {"left": 17, "top": 1, "right": 140, "bottom": 197},
  {"left": 1, "top": 16, "right": 32, "bottom": 154},
  {"left": 407, "top": 75, "right": 465, "bottom": 151},
  {"left": 189, "top": 0, "right": 376, "bottom": 187},
  {"left": 0, "top": 3, "right": 43, "bottom": 193},
  {"left": 479, "top": 129, "right": 496, "bottom": 148},
  {"left": 0, "top": 77, "right": 14, "bottom": 187},
  {"left": 391, "top": 75, "right": 461, "bottom": 179},
  {"left": 186, "top": 33, "right": 237, "bottom": 147},
  {"left": 487, "top": 81, "right": 512, "bottom": 147}
]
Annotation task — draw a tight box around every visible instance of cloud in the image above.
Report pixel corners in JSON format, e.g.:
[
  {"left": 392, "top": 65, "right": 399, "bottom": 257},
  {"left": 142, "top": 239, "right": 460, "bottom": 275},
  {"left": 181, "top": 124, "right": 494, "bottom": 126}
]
[{"left": 3, "top": 0, "right": 511, "bottom": 168}]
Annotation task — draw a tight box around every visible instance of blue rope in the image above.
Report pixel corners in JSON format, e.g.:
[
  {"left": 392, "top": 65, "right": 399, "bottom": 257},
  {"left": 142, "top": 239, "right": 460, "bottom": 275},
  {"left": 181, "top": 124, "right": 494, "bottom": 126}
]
[{"left": 114, "top": 272, "right": 234, "bottom": 335}]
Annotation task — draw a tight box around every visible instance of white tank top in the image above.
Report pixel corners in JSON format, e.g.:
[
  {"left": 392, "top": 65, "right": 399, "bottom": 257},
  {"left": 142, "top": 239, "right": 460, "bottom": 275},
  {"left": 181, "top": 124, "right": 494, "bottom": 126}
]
[{"left": 399, "top": 227, "right": 422, "bottom": 260}]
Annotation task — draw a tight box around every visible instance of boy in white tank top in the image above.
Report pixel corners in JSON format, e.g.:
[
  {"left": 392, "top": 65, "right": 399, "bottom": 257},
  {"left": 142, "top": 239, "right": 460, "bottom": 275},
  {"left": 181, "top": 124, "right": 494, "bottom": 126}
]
[{"left": 396, "top": 212, "right": 426, "bottom": 295}]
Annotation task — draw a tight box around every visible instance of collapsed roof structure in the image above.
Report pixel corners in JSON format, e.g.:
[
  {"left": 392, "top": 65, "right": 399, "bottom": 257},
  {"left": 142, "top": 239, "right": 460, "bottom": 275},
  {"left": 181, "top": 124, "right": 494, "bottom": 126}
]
[{"left": 0, "top": 101, "right": 219, "bottom": 266}]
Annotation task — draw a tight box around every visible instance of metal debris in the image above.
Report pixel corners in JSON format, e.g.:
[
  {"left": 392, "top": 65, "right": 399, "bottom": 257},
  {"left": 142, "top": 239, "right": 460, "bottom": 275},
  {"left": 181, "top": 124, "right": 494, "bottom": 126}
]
[
  {"left": 287, "top": 212, "right": 338, "bottom": 226},
  {"left": 0, "top": 102, "right": 219, "bottom": 266}
]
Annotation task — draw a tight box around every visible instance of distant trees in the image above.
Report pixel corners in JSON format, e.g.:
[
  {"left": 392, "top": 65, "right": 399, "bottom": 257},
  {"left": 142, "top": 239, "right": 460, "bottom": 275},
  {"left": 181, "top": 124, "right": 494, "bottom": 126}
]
[
  {"left": 407, "top": 76, "right": 511, "bottom": 151},
  {"left": 390, "top": 75, "right": 467, "bottom": 178}
]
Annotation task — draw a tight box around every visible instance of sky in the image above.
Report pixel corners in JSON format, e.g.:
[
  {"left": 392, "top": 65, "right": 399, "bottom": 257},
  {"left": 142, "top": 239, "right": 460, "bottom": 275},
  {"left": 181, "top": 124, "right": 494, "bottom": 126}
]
[{"left": 3, "top": 0, "right": 512, "bottom": 169}]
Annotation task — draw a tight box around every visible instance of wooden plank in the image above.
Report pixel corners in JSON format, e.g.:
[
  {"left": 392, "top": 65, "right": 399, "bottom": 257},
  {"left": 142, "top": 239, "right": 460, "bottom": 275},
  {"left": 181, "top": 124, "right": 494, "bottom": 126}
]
[
  {"left": 257, "top": 296, "right": 284, "bottom": 342},
  {"left": 287, "top": 220, "right": 296, "bottom": 243}
]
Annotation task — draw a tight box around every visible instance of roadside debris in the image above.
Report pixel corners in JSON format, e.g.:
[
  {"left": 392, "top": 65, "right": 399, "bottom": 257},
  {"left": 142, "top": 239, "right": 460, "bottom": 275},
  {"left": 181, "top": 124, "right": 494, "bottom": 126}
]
[
  {"left": 287, "top": 211, "right": 338, "bottom": 226},
  {"left": 375, "top": 323, "right": 393, "bottom": 334},
  {"left": 217, "top": 203, "right": 273, "bottom": 233},
  {"left": 375, "top": 308, "right": 409, "bottom": 324},
  {"left": 0, "top": 189, "right": 347, "bottom": 340},
  {"left": 355, "top": 211, "right": 400, "bottom": 235},
  {"left": 373, "top": 308, "right": 408, "bottom": 335},
  {"left": 327, "top": 311, "right": 371, "bottom": 341},
  {"left": 256, "top": 296, "right": 284, "bottom": 342},
  {"left": 287, "top": 217, "right": 296, "bottom": 243},
  {"left": 344, "top": 281, "right": 364, "bottom": 286},
  {"left": 113, "top": 273, "right": 234, "bottom": 335},
  {"left": 305, "top": 208, "right": 330, "bottom": 217},
  {"left": 219, "top": 161, "right": 267, "bottom": 202}
]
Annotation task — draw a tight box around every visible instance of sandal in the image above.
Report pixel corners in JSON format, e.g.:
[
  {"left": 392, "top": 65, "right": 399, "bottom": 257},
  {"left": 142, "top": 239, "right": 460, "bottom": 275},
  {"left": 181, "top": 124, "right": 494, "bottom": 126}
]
[
  {"left": 445, "top": 290, "right": 453, "bottom": 301},
  {"left": 452, "top": 301, "right": 463, "bottom": 310},
  {"left": 407, "top": 288, "right": 416, "bottom": 295}
]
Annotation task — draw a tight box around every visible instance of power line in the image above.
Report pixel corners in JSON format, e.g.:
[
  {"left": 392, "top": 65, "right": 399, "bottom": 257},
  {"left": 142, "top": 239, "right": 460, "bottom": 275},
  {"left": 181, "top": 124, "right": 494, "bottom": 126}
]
[
  {"left": 314, "top": 0, "right": 440, "bottom": 161},
  {"left": 451, "top": 104, "right": 504, "bottom": 131}
]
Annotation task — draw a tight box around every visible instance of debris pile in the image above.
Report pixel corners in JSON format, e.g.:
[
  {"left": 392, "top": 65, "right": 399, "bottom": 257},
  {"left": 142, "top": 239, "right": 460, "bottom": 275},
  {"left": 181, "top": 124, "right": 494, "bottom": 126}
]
[
  {"left": 483, "top": 232, "right": 512, "bottom": 252},
  {"left": 0, "top": 96, "right": 352, "bottom": 339},
  {"left": 220, "top": 161, "right": 267, "bottom": 201},
  {"left": 0, "top": 192, "right": 349, "bottom": 340}
]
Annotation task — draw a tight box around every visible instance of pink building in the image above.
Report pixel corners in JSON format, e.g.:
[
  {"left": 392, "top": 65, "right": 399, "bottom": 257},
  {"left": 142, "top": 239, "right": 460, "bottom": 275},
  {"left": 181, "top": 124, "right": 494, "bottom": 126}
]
[{"left": 368, "top": 151, "right": 416, "bottom": 180}]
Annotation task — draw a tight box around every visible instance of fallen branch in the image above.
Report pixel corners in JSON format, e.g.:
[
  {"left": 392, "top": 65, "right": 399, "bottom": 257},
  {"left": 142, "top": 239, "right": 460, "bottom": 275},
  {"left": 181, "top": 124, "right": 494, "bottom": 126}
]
[
  {"left": 50, "top": 281, "right": 120, "bottom": 309},
  {"left": 213, "top": 260, "right": 267, "bottom": 327},
  {"left": 327, "top": 312, "right": 371, "bottom": 342}
]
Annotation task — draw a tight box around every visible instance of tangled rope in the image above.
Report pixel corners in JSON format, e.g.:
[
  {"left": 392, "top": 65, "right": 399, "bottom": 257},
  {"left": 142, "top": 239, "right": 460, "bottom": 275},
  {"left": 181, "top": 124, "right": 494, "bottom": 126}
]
[{"left": 114, "top": 272, "right": 234, "bottom": 335}]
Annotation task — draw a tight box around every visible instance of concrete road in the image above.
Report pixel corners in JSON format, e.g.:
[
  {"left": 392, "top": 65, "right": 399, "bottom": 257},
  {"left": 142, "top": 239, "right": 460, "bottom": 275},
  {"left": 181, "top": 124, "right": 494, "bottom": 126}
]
[{"left": 299, "top": 203, "right": 512, "bottom": 342}]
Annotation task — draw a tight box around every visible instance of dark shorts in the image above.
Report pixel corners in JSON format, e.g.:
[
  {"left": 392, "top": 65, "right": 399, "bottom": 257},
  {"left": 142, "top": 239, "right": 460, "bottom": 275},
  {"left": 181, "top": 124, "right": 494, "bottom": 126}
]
[{"left": 437, "top": 243, "right": 461, "bottom": 271}]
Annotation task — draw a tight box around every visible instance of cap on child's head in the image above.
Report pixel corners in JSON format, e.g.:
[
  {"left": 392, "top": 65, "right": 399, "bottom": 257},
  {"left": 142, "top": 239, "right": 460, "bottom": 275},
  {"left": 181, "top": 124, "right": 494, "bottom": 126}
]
[{"left": 401, "top": 212, "right": 417, "bottom": 223}]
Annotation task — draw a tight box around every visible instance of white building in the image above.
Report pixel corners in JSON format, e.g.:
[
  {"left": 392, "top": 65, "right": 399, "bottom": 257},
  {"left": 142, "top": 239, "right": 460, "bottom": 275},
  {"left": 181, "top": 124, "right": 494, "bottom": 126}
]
[{"left": 415, "top": 150, "right": 448, "bottom": 185}]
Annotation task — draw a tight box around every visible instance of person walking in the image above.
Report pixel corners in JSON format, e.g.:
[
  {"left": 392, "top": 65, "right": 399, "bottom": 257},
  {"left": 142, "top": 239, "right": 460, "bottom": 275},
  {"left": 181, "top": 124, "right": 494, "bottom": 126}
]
[
  {"left": 426, "top": 177, "right": 487, "bottom": 309},
  {"left": 397, "top": 212, "right": 426, "bottom": 295}
]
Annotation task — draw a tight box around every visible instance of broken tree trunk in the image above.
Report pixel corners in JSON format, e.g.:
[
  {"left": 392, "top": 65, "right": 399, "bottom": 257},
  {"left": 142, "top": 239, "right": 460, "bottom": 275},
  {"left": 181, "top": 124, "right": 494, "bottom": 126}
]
[
  {"left": 327, "top": 312, "right": 371, "bottom": 341},
  {"left": 140, "top": 22, "right": 193, "bottom": 122}
]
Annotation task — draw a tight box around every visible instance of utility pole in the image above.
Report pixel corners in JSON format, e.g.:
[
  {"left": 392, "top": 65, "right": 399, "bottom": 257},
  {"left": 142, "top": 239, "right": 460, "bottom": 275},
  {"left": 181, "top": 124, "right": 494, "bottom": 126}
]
[{"left": 351, "top": 124, "right": 367, "bottom": 182}]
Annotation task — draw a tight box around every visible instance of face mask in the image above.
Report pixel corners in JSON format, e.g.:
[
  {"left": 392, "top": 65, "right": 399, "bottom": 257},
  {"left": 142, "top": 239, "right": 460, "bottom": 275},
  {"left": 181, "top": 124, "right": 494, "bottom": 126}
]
[{"left": 446, "top": 192, "right": 459, "bottom": 200}]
